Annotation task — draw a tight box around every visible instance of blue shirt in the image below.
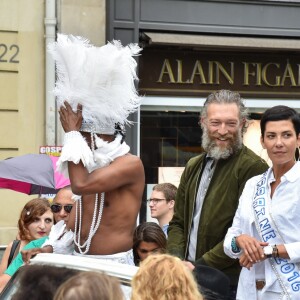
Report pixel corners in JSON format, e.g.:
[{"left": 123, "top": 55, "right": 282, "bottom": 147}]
[{"left": 162, "top": 224, "right": 169, "bottom": 238}]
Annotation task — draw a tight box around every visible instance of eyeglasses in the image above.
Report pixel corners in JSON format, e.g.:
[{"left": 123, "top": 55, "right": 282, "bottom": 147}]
[
  {"left": 146, "top": 198, "right": 166, "bottom": 205},
  {"left": 50, "top": 204, "right": 73, "bottom": 213}
]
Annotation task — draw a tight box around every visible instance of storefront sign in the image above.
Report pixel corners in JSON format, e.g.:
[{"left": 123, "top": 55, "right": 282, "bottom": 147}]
[
  {"left": 39, "top": 146, "right": 62, "bottom": 156},
  {"left": 139, "top": 48, "right": 300, "bottom": 98}
]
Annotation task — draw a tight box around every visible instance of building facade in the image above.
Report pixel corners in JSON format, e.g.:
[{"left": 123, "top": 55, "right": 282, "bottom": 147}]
[
  {"left": 0, "top": 0, "right": 106, "bottom": 244},
  {"left": 107, "top": 0, "right": 300, "bottom": 221},
  {"left": 0, "top": 0, "right": 300, "bottom": 241}
]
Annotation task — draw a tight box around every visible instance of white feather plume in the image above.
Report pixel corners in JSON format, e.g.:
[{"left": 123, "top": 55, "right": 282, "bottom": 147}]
[{"left": 48, "top": 34, "right": 142, "bottom": 129}]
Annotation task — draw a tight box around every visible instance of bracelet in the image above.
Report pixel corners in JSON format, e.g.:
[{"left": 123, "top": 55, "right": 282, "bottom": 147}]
[
  {"left": 231, "top": 236, "right": 240, "bottom": 253},
  {"left": 272, "top": 244, "right": 279, "bottom": 258}
]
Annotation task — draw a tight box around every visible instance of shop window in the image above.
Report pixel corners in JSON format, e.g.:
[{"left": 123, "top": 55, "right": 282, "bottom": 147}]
[{"left": 140, "top": 110, "right": 203, "bottom": 184}]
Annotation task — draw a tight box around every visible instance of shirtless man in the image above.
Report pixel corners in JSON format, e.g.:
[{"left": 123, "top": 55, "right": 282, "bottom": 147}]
[
  {"left": 22, "top": 35, "right": 145, "bottom": 265},
  {"left": 22, "top": 106, "right": 144, "bottom": 263},
  {"left": 59, "top": 101, "right": 145, "bottom": 257}
]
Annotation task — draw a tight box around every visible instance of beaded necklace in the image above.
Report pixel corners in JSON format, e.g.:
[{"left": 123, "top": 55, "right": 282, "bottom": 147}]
[
  {"left": 74, "top": 192, "right": 105, "bottom": 254},
  {"left": 67, "top": 132, "right": 129, "bottom": 254}
]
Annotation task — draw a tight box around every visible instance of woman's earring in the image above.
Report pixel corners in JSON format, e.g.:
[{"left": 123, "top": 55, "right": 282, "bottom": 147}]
[{"left": 295, "top": 146, "right": 300, "bottom": 161}]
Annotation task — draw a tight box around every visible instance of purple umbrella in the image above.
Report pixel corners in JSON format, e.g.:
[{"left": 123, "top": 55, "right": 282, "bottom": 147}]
[{"left": 0, "top": 154, "right": 70, "bottom": 195}]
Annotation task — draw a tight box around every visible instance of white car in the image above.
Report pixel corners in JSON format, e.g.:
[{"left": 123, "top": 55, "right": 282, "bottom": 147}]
[{"left": 0, "top": 253, "right": 138, "bottom": 299}]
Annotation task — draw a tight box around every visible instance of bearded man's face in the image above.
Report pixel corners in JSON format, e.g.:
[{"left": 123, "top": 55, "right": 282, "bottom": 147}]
[{"left": 201, "top": 103, "right": 243, "bottom": 160}]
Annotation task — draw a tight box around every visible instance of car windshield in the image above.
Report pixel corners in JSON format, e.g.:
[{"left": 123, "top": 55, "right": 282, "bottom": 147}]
[{"left": 0, "top": 253, "right": 137, "bottom": 300}]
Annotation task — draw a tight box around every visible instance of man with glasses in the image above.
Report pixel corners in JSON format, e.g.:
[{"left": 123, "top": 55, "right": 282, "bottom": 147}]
[
  {"left": 148, "top": 183, "right": 177, "bottom": 237},
  {"left": 167, "top": 90, "right": 269, "bottom": 299},
  {"left": 50, "top": 186, "right": 73, "bottom": 223}
]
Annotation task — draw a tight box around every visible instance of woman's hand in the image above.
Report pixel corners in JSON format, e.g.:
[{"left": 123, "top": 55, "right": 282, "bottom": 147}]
[
  {"left": 236, "top": 234, "right": 268, "bottom": 263},
  {"left": 239, "top": 253, "right": 254, "bottom": 270},
  {"left": 58, "top": 101, "right": 83, "bottom": 132}
]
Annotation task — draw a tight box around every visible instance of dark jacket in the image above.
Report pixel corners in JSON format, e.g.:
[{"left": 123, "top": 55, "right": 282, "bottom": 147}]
[{"left": 167, "top": 145, "right": 268, "bottom": 286}]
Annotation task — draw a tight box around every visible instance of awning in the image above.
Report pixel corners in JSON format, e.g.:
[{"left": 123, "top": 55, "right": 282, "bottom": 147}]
[{"left": 142, "top": 32, "right": 300, "bottom": 51}]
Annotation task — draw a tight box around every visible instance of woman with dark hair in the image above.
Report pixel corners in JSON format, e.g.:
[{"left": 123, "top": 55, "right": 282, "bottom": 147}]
[
  {"left": 132, "top": 222, "right": 167, "bottom": 266},
  {"left": 224, "top": 105, "right": 300, "bottom": 299}
]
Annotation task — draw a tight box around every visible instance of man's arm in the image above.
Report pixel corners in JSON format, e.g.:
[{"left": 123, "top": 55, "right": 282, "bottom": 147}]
[
  {"left": 68, "top": 154, "right": 144, "bottom": 195},
  {"left": 197, "top": 159, "right": 268, "bottom": 270},
  {"left": 59, "top": 101, "right": 144, "bottom": 195},
  {"left": 195, "top": 239, "right": 238, "bottom": 269},
  {"left": 167, "top": 168, "right": 188, "bottom": 259},
  {"left": 237, "top": 155, "right": 269, "bottom": 198}
]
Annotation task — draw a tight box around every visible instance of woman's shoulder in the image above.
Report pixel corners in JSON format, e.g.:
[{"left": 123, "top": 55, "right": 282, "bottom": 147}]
[
  {"left": 244, "top": 172, "right": 267, "bottom": 189},
  {"left": 5, "top": 241, "right": 14, "bottom": 251}
]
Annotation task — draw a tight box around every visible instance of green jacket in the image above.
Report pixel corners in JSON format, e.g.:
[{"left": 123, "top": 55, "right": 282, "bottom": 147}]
[{"left": 167, "top": 145, "right": 268, "bottom": 286}]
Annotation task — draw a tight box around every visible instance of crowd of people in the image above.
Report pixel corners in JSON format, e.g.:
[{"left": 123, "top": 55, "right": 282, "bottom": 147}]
[{"left": 1, "top": 32, "right": 300, "bottom": 300}]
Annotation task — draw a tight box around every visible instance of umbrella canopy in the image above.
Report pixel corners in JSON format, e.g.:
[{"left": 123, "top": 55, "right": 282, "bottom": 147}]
[{"left": 0, "top": 154, "right": 70, "bottom": 195}]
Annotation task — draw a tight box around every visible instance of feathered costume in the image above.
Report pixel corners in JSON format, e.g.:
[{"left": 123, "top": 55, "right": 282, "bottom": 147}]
[
  {"left": 48, "top": 34, "right": 142, "bottom": 254},
  {"left": 48, "top": 34, "right": 142, "bottom": 176}
]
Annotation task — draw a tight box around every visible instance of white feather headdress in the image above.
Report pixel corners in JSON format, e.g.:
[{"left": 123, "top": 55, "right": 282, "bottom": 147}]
[{"left": 48, "top": 34, "right": 142, "bottom": 134}]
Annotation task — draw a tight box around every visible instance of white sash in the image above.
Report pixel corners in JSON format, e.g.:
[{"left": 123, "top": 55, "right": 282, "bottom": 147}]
[{"left": 252, "top": 171, "right": 300, "bottom": 299}]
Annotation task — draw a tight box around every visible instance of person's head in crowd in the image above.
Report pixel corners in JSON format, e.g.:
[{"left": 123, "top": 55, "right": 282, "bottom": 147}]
[
  {"left": 200, "top": 89, "right": 248, "bottom": 160},
  {"left": 260, "top": 105, "right": 300, "bottom": 161},
  {"left": 18, "top": 198, "right": 53, "bottom": 242},
  {"left": 10, "top": 265, "right": 78, "bottom": 300},
  {"left": 260, "top": 105, "right": 300, "bottom": 138},
  {"left": 149, "top": 183, "right": 177, "bottom": 232},
  {"left": 131, "top": 254, "right": 203, "bottom": 300},
  {"left": 132, "top": 222, "right": 167, "bottom": 266},
  {"left": 50, "top": 186, "right": 73, "bottom": 223},
  {"left": 54, "top": 271, "right": 123, "bottom": 300},
  {"left": 193, "top": 264, "right": 230, "bottom": 300}
]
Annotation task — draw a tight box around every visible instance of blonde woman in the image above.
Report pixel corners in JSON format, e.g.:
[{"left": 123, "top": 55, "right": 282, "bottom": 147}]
[
  {"left": 131, "top": 254, "right": 203, "bottom": 300},
  {"left": 54, "top": 271, "right": 123, "bottom": 300}
]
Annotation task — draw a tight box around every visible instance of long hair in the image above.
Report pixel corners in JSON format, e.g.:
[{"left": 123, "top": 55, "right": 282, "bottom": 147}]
[
  {"left": 132, "top": 222, "right": 167, "bottom": 266},
  {"left": 18, "top": 198, "right": 51, "bottom": 241},
  {"left": 131, "top": 254, "right": 203, "bottom": 300},
  {"left": 54, "top": 271, "right": 123, "bottom": 300}
]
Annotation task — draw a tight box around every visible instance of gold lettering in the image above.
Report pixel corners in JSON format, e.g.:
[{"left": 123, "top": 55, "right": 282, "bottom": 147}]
[
  {"left": 189, "top": 60, "right": 206, "bottom": 84},
  {"left": 262, "top": 63, "right": 280, "bottom": 86},
  {"left": 176, "top": 59, "right": 189, "bottom": 83},
  {"left": 215, "top": 61, "right": 234, "bottom": 84},
  {"left": 243, "top": 62, "right": 257, "bottom": 86},
  {"left": 157, "top": 59, "right": 175, "bottom": 83},
  {"left": 255, "top": 63, "right": 262, "bottom": 86},
  {"left": 208, "top": 61, "right": 214, "bottom": 84},
  {"left": 281, "top": 63, "right": 297, "bottom": 86}
]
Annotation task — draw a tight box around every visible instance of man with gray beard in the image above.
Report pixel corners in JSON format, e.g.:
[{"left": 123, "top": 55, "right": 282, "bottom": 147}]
[{"left": 167, "top": 90, "right": 268, "bottom": 299}]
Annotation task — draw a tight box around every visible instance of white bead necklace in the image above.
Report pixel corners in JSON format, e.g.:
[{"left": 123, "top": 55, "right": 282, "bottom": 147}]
[{"left": 74, "top": 192, "right": 105, "bottom": 254}]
